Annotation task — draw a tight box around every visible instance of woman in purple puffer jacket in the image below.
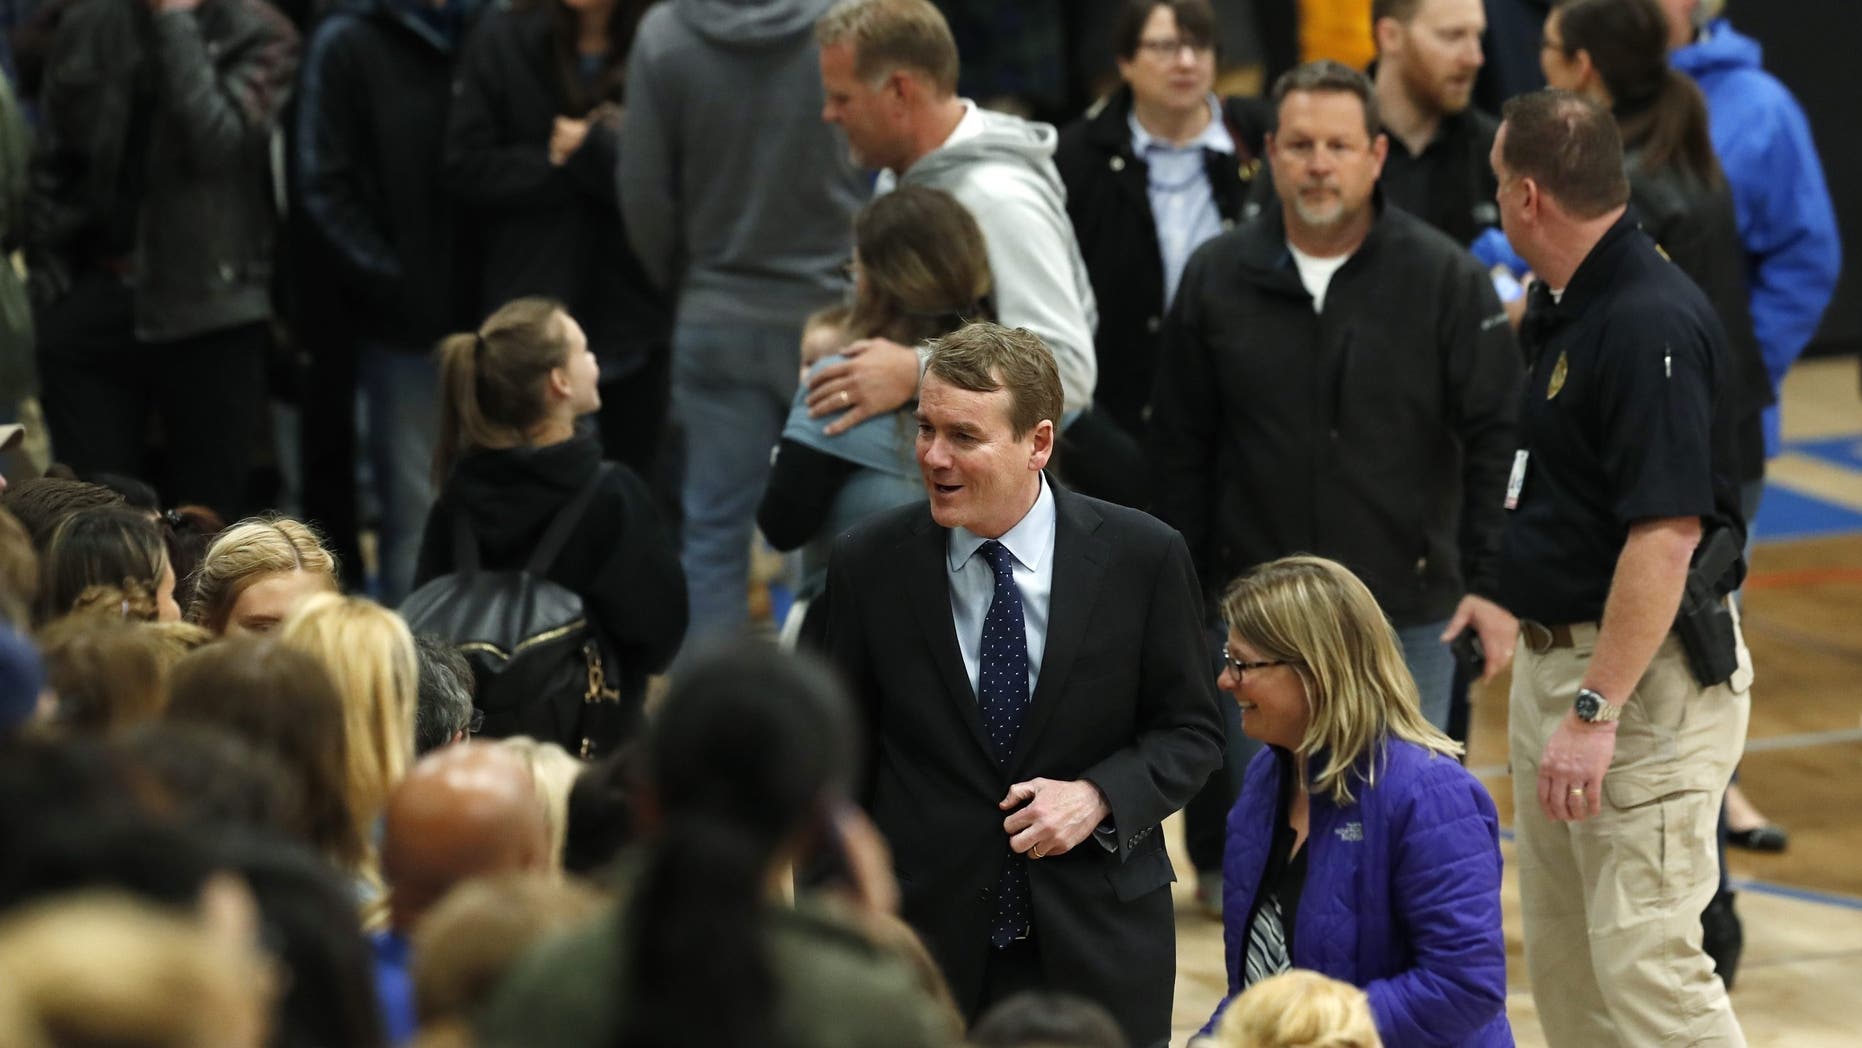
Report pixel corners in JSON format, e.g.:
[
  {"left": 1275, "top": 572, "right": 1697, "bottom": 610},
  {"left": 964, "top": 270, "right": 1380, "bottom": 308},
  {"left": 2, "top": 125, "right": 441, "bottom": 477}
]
[{"left": 1195, "top": 556, "right": 1512, "bottom": 1047}]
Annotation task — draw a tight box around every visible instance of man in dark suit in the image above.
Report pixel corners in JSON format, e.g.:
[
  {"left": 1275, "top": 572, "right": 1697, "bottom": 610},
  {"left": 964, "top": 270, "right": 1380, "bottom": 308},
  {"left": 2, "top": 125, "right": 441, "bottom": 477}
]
[{"left": 822, "top": 322, "right": 1223, "bottom": 1048}]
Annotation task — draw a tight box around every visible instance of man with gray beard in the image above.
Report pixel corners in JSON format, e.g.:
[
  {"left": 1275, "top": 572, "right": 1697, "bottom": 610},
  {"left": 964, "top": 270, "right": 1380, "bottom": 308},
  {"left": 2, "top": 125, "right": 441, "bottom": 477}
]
[{"left": 1151, "top": 61, "right": 1522, "bottom": 732}]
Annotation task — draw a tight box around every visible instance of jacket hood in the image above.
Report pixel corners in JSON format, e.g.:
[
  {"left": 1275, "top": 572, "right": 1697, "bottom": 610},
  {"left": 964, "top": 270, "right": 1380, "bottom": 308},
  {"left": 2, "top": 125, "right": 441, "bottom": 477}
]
[
  {"left": 673, "top": 0, "right": 835, "bottom": 48},
  {"left": 1672, "top": 19, "right": 1762, "bottom": 78},
  {"left": 349, "top": 0, "right": 469, "bottom": 52},
  {"left": 907, "top": 108, "right": 1066, "bottom": 197},
  {"left": 447, "top": 432, "right": 604, "bottom": 551}
]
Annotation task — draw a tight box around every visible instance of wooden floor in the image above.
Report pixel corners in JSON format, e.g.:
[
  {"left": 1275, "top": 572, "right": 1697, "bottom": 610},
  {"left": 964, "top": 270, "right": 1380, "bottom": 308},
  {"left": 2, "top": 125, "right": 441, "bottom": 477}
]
[{"left": 1165, "top": 357, "right": 1862, "bottom": 1046}]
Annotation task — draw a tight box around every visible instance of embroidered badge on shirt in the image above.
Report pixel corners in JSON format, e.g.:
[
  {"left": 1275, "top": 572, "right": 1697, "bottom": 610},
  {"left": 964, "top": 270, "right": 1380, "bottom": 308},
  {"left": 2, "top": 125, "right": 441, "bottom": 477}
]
[
  {"left": 1335, "top": 822, "right": 1364, "bottom": 842},
  {"left": 1547, "top": 351, "right": 1569, "bottom": 400}
]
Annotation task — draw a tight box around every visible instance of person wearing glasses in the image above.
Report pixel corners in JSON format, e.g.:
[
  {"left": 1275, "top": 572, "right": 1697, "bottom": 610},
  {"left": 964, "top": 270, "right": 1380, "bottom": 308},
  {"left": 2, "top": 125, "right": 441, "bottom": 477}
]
[
  {"left": 1054, "top": 0, "right": 1269, "bottom": 511},
  {"left": 1151, "top": 60, "right": 1522, "bottom": 739},
  {"left": 1056, "top": 0, "right": 1270, "bottom": 918},
  {"left": 1192, "top": 555, "right": 1509, "bottom": 1048}
]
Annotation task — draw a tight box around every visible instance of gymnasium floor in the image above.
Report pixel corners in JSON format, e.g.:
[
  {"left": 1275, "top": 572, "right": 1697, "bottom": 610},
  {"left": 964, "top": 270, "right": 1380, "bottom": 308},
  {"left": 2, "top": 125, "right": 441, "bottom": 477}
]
[{"left": 1165, "top": 356, "right": 1862, "bottom": 1046}]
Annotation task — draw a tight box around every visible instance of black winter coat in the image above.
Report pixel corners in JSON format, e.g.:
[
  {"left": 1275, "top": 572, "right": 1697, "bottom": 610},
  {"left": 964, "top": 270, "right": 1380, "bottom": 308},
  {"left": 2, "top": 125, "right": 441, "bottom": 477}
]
[
  {"left": 1150, "top": 200, "right": 1522, "bottom": 625},
  {"left": 28, "top": 0, "right": 298, "bottom": 340},
  {"left": 1053, "top": 86, "right": 1268, "bottom": 439},
  {"left": 415, "top": 433, "right": 687, "bottom": 706},
  {"left": 294, "top": 0, "right": 468, "bottom": 347},
  {"left": 444, "top": 2, "right": 668, "bottom": 376},
  {"left": 1627, "top": 157, "right": 1770, "bottom": 483}
]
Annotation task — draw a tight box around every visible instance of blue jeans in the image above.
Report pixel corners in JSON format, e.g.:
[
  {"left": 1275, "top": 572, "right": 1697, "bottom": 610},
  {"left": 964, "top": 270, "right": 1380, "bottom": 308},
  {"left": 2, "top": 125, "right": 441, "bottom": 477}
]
[
  {"left": 360, "top": 343, "right": 439, "bottom": 606},
  {"left": 671, "top": 322, "right": 802, "bottom": 648},
  {"left": 1396, "top": 618, "right": 1455, "bottom": 732}
]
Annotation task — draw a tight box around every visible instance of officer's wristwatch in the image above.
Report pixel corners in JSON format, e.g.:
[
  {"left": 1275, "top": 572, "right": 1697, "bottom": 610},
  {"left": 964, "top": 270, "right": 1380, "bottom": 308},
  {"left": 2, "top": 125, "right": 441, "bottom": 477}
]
[{"left": 1573, "top": 687, "right": 1622, "bottom": 725}]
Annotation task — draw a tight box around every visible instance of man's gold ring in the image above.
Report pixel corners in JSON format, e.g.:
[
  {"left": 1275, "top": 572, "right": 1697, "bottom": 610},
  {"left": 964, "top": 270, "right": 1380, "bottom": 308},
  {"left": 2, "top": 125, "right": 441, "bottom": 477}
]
[
  {"left": 1031, "top": 847, "right": 1046, "bottom": 859},
  {"left": 1568, "top": 787, "right": 1585, "bottom": 796}
]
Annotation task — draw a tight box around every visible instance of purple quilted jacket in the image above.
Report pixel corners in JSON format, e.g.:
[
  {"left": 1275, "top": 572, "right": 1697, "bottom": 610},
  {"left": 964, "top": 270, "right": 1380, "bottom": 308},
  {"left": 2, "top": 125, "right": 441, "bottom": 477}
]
[{"left": 1199, "top": 740, "right": 1513, "bottom": 1046}]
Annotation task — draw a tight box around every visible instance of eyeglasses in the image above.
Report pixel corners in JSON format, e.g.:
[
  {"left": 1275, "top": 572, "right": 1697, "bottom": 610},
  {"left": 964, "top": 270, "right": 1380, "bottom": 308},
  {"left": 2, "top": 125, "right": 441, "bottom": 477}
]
[
  {"left": 1220, "top": 652, "right": 1294, "bottom": 678},
  {"left": 465, "top": 708, "right": 485, "bottom": 736},
  {"left": 1136, "top": 36, "right": 1214, "bottom": 60}
]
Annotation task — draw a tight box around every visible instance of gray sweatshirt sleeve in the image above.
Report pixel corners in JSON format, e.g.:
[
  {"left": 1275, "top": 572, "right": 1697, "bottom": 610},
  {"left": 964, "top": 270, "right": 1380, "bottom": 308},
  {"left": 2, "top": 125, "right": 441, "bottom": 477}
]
[
  {"left": 617, "top": 39, "right": 679, "bottom": 293},
  {"left": 960, "top": 179, "right": 1098, "bottom": 416}
]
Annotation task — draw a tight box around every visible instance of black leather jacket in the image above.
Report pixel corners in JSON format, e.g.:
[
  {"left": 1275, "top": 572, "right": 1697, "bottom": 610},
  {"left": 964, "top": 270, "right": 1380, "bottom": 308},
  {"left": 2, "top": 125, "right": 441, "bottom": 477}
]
[{"left": 27, "top": 0, "right": 299, "bottom": 341}]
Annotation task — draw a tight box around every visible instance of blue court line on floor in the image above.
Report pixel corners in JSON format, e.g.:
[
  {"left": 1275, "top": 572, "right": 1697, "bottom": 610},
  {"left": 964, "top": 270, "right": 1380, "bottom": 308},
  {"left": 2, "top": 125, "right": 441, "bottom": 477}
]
[
  {"left": 1495, "top": 828, "right": 1862, "bottom": 913},
  {"left": 1754, "top": 482, "right": 1862, "bottom": 543},
  {"left": 1753, "top": 435, "right": 1862, "bottom": 543},
  {"left": 1786, "top": 435, "right": 1862, "bottom": 472}
]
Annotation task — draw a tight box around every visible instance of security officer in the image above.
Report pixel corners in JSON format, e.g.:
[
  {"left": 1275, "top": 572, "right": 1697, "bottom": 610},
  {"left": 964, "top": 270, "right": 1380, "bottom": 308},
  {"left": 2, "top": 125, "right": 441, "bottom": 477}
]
[{"left": 1490, "top": 89, "right": 1750, "bottom": 1048}]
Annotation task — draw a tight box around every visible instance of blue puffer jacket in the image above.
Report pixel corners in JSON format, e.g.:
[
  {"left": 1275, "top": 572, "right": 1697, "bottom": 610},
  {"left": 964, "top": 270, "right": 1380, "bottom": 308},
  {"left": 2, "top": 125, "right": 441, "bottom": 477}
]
[
  {"left": 1673, "top": 20, "right": 1842, "bottom": 460},
  {"left": 1199, "top": 740, "right": 1512, "bottom": 1047}
]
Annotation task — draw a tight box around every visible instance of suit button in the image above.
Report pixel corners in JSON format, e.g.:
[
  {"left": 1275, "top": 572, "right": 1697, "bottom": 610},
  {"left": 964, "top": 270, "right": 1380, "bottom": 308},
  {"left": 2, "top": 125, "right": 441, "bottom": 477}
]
[
  {"left": 1145, "top": 316, "right": 1162, "bottom": 333},
  {"left": 1222, "top": 218, "right": 1237, "bottom": 230},
  {"left": 1110, "top": 155, "right": 1126, "bottom": 172}
]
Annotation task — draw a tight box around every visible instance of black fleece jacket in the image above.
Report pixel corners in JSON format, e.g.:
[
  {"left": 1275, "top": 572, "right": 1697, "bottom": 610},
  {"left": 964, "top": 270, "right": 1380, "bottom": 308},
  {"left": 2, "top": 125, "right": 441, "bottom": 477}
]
[{"left": 1150, "top": 199, "right": 1522, "bottom": 625}]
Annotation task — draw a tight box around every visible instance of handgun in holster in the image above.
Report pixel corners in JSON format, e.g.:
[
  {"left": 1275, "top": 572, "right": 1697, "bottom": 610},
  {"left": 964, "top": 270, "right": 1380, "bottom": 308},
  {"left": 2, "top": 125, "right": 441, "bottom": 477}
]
[{"left": 1672, "top": 526, "right": 1742, "bottom": 688}]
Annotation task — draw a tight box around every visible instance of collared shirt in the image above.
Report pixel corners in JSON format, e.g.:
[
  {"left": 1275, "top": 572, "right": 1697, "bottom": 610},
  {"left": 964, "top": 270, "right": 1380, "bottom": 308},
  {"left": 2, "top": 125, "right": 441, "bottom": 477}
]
[
  {"left": 1498, "top": 217, "right": 1743, "bottom": 624},
  {"left": 876, "top": 98, "right": 986, "bottom": 194},
  {"left": 947, "top": 472, "right": 1056, "bottom": 701},
  {"left": 1129, "top": 95, "right": 1234, "bottom": 308}
]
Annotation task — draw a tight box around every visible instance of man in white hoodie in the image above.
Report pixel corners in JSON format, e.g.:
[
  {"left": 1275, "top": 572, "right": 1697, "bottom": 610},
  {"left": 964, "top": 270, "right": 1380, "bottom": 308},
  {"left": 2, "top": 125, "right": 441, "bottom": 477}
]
[{"left": 806, "top": 0, "right": 1098, "bottom": 440}]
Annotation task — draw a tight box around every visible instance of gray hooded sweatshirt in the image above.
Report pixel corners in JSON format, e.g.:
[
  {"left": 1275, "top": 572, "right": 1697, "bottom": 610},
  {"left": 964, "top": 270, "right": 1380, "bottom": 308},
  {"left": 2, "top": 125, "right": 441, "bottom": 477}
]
[
  {"left": 897, "top": 107, "right": 1098, "bottom": 415},
  {"left": 620, "top": 0, "right": 868, "bottom": 329}
]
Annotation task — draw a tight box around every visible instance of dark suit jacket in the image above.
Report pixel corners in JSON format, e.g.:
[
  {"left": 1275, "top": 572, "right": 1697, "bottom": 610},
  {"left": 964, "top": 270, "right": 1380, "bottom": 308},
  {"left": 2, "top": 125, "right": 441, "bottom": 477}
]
[{"left": 822, "top": 480, "right": 1224, "bottom": 1046}]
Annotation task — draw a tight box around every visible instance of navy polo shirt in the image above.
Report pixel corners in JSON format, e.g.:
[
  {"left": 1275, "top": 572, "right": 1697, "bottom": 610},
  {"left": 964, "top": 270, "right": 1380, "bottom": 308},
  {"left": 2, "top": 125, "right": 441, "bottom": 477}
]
[{"left": 1497, "top": 217, "right": 1745, "bottom": 625}]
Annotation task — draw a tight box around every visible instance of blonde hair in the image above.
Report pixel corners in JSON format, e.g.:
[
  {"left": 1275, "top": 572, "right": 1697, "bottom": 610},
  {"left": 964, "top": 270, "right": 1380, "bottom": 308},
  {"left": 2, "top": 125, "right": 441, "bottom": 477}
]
[
  {"left": 188, "top": 516, "right": 339, "bottom": 634},
  {"left": 1215, "top": 970, "right": 1381, "bottom": 1048},
  {"left": 1220, "top": 556, "right": 1460, "bottom": 806},
  {"left": 0, "top": 892, "right": 273, "bottom": 1048},
  {"left": 434, "top": 297, "right": 574, "bottom": 485},
  {"left": 815, "top": 0, "right": 960, "bottom": 94},
  {"left": 278, "top": 593, "right": 418, "bottom": 863},
  {"left": 143, "top": 620, "right": 216, "bottom": 672},
  {"left": 410, "top": 871, "right": 606, "bottom": 1026},
  {"left": 496, "top": 735, "right": 584, "bottom": 869}
]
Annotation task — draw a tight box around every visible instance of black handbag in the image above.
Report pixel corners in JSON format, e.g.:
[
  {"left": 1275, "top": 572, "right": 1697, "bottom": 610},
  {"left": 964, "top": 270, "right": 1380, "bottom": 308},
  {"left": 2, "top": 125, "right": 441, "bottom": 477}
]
[{"left": 400, "top": 464, "right": 637, "bottom": 757}]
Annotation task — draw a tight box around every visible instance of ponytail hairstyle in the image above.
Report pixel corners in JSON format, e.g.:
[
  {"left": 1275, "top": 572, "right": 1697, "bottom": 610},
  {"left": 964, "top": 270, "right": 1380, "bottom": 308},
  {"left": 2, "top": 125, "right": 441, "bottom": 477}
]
[
  {"left": 616, "top": 642, "right": 857, "bottom": 1048},
  {"left": 1552, "top": 0, "right": 1723, "bottom": 187},
  {"left": 847, "top": 185, "right": 995, "bottom": 348},
  {"left": 433, "top": 297, "right": 575, "bottom": 485}
]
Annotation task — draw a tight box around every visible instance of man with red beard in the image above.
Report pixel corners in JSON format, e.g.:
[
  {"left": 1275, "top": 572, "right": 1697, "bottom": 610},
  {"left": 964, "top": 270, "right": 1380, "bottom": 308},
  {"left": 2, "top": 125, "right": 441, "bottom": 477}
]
[
  {"left": 1370, "top": 0, "right": 1500, "bottom": 246},
  {"left": 1152, "top": 61, "right": 1522, "bottom": 737}
]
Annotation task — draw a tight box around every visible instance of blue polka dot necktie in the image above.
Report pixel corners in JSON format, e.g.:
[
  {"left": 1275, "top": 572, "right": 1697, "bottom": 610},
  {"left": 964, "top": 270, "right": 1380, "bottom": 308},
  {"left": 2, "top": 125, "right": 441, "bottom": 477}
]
[{"left": 978, "top": 539, "right": 1031, "bottom": 948}]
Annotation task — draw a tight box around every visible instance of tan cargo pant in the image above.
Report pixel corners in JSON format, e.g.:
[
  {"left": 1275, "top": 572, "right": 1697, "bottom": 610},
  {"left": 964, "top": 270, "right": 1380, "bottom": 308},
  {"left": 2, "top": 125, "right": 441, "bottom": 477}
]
[{"left": 1509, "top": 620, "right": 1751, "bottom": 1048}]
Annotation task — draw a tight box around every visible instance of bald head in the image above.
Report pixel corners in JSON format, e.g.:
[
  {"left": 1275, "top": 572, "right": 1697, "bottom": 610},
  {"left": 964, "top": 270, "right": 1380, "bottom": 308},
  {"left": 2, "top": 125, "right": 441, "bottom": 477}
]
[{"left": 381, "top": 742, "right": 550, "bottom": 931}]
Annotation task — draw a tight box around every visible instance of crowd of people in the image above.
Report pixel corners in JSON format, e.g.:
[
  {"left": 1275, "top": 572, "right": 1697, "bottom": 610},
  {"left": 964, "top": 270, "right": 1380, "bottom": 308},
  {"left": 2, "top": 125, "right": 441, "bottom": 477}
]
[{"left": 0, "top": 0, "right": 1842, "bottom": 1045}]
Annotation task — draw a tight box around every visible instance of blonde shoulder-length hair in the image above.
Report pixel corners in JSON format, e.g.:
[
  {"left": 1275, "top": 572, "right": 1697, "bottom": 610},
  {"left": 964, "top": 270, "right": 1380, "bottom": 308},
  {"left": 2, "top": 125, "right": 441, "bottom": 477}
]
[
  {"left": 1220, "top": 555, "right": 1461, "bottom": 806},
  {"left": 277, "top": 592, "right": 418, "bottom": 851}
]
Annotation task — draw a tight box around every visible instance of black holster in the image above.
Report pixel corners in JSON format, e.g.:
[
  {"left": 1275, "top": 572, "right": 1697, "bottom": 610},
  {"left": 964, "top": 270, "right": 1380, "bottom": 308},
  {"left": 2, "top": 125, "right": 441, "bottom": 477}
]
[{"left": 1673, "top": 526, "right": 1742, "bottom": 688}]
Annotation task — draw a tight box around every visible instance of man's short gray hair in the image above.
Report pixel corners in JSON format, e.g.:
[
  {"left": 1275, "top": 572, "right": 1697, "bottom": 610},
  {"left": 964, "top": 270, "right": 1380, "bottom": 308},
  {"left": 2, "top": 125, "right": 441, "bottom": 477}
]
[{"left": 414, "top": 635, "right": 475, "bottom": 755}]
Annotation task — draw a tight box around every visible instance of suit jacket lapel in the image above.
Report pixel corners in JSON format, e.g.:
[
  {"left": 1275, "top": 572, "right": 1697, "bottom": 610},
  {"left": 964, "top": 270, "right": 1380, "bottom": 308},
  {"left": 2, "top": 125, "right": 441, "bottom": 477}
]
[
  {"left": 903, "top": 511, "right": 998, "bottom": 762},
  {"left": 1010, "top": 485, "right": 1107, "bottom": 779}
]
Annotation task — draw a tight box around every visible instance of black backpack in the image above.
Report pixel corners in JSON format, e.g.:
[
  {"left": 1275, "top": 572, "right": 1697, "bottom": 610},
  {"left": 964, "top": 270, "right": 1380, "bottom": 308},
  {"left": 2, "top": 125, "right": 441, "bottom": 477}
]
[{"left": 399, "top": 465, "right": 638, "bottom": 758}]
